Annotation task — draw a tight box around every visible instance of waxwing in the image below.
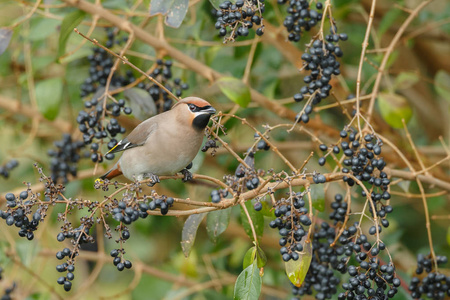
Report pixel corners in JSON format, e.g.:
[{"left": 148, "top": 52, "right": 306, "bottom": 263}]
[{"left": 97, "top": 97, "right": 216, "bottom": 184}]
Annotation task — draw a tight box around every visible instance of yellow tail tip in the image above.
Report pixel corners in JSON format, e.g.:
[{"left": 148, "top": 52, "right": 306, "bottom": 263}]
[
  {"left": 95, "top": 178, "right": 105, "bottom": 185},
  {"left": 106, "top": 143, "right": 119, "bottom": 154}
]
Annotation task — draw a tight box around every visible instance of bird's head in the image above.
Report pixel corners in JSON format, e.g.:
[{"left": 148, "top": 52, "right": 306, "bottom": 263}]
[{"left": 173, "top": 97, "right": 216, "bottom": 130}]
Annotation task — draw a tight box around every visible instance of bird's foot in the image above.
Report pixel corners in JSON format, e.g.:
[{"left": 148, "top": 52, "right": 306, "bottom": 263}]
[
  {"left": 143, "top": 173, "right": 160, "bottom": 186},
  {"left": 181, "top": 169, "right": 193, "bottom": 182}
]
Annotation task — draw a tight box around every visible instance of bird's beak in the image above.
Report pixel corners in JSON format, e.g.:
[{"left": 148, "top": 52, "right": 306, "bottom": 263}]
[{"left": 202, "top": 106, "right": 216, "bottom": 115}]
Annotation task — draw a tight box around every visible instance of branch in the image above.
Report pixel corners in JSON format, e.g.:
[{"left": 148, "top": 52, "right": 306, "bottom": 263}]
[
  {"left": 0, "top": 167, "right": 105, "bottom": 202},
  {"left": 386, "top": 168, "right": 450, "bottom": 192}
]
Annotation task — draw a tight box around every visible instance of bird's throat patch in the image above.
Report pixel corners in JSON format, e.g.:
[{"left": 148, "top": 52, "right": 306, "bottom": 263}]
[{"left": 192, "top": 114, "right": 211, "bottom": 130}]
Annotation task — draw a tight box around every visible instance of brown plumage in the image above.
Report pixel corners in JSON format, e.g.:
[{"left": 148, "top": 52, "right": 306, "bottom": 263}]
[{"left": 98, "top": 97, "right": 216, "bottom": 183}]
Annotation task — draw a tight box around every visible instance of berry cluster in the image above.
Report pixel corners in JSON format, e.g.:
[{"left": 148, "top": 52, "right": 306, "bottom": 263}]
[
  {"left": 212, "top": 163, "right": 261, "bottom": 202},
  {"left": 209, "top": 132, "right": 271, "bottom": 203},
  {"left": 313, "top": 172, "right": 327, "bottom": 184},
  {"left": 334, "top": 224, "right": 401, "bottom": 299},
  {"left": 80, "top": 47, "right": 115, "bottom": 96},
  {"left": 77, "top": 98, "right": 130, "bottom": 163},
  {"left": 55, "top": 224, "right": 93, "bottom": 291},
  {"left": 338, "top": 258, "right": 400, "bottom": 299},
  {"left": 290, "top": 209, "right": 402, "bottom": 300},
  {"left": 110, "top": 249, "right": 132, "bottom": 272},
  {"left": 0, "top": 159, "right": 18, "bottom": 179},
  {"left": 80, "top": 28, "right": 128, "bottom": 97},
  {"left": 294, "top": 31, "right": 347, "bottom": 124},
  {"left": 328, "top": 193, "right": 348, "bottom": 224},
  {"left": 211, "top": 189, "right": 229, "bottom": 203},
  {"left": 112, "top": 200, "right": 149, "bottom": 224},
  {"left": 269, "top": 192, "right": 311, "bottom": 262},
  {"left": 233, "top": 150, "right": 260, "bottom": 190},
  {"left": 147, "top": 195, "right": 174, "bottom": 215},
  {"left": 212, "top": 0, "right": 265, "bottom": 43},
  {"left": 105, "top": 195, "right": 174, "bottom": 273},
  {"left": 409, "top": 254, "right": 449, "bottom": 300},
  {"left": 56, "top": 225, "right": 92, "bottom": 243},
  {"left": 48, "top": 134, "right": 85, "bottom": 183},
  {"left": 201, "top": 138, "right": 218, "bottom": 153},
  {"left": 292, "top": 222, "right": 341, "bottom": 299},
  {"left": 0, "top": 190, "right": 42, "bottom": 240},
  {"left": 277, "top": 0, "right": 323, "bottom": 42},
  {"left": 146, "top": 59, "right": 189, "bottom": 113},
  {"left": 56, "top": 248, "right": 76, "bottom": 291},
  {"left": 320, "top": 131, "right": 392, "bottom": 226}
]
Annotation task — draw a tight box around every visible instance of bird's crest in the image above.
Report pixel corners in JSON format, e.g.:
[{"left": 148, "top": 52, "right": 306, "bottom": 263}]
[{"left": 174, "top": 97, "right": 211, "bottom": 109}]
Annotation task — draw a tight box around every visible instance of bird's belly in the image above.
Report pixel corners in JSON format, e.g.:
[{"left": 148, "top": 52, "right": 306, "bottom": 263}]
[{"left": 119, "top": 134, "right": 202, "bottom": 180}]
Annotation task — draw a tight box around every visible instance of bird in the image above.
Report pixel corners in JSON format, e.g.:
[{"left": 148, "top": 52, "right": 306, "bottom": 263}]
[{"left": 96, "top": 97, "right": 216, "bottom": 184}]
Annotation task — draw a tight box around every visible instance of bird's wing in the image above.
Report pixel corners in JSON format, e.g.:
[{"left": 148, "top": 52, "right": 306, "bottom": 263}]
[{"left": 107, "top": 119, "right": 158, "bottom": 154}]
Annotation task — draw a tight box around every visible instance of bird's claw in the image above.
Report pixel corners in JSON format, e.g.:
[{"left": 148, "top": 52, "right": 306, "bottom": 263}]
[
  {"left": 181, "top": 169, "right": 193, "bottom": 182},
  {"left": 143, "top": 173, "right": 160, "bottom": 186}
]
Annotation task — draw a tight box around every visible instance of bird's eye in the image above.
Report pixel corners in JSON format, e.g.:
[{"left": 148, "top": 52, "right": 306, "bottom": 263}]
[{"left": 188, "top": 104, "right": 197, "bottom": 112}]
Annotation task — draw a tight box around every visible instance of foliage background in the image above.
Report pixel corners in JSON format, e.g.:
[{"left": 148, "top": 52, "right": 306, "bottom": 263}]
[{"left": 0, "top": 0, "right": 449, "bottom": 299}]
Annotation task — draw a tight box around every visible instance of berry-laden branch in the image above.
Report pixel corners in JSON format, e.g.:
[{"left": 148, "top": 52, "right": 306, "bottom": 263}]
[
  {"left": 0, "top": 0, "right": 449, "bottom": 299},
  {"left": 74, "top": 28, "right": 179, "bottom": 103}
]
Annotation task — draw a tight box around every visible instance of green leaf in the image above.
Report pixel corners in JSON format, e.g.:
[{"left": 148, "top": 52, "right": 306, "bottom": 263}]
[
  {"left": 32, "top": 56, "right": 56, "bottom": 73},
  {"left": 243, "top": 245, "right": 267, "bottom": 269},
  {"left": 243, "top": 246, "right": 256, "bottom": 269},
  {"left": 285, "top": 239, "right": 312, "bottom": 287},
  {"left": 58, "top": 10, "right": 86, "bottom": 58},
  {"left": 385, "top": 50, "right": 399, "bottom": 69},
  {"left": 310, "top": 184, "right": 325, "bottom": 212},
  {"left": 447, "top": 226, "right": 450, "bottom": 247},
  {"left": 255, "top": 245, "right": 267, "bottom": 268},
  {"left": 259, "top": 200, "right": 275, "bottom": 218},
  {"left": 209, "top": 0, "right": 236, "bottom": 10},
  {"left": 173, "top": 250, "right": 199, "bottom": 278},
  {"left": 217, "top": 77, "right": 251, "bottom": 108},
  {"left": 29, "top": 18, "right": 60, "bottom": 41},
  {"left": 16, "top": 239, "right": 40, "bottom": 267},
  {"left": 375, "top": 51, "right": 399, "bottom": 70},
  {"left": 180, "top": 213, "right": 207, "bottom": 257},
  {"left": 206, "top": 208, "right": 232, "bottom": 243},
  {"left": 124, "top": 87, "right": 157, "bottom": 120},
  {"left": 233, "top": 261, "right": 262, "bottom": 300},
  {"left": 0, "top": 27, "right": 13, "bottom": 56},
  {"left": 262, "top": 78, "right": 279, "bottom": 99},
  {"left": 149, "top": 0, "right": 189, "bottom": 28},
  {"left": 378, "top": 92, "right": 413, "bottom": 129},
  {"left": 394, "top": 72, "right": 419, "bottom": 90},
  {"left": 240, "top": 201, "right": 264, "bottom": 242},
  {"left": 60, "top": 46, "right": 91, "bottom": 64},
  {"left": 35, "top": 78, "right": 64, "bottom": 120},
  {"left": 434, "top": 70, "right": 450, "bottom": 102}
]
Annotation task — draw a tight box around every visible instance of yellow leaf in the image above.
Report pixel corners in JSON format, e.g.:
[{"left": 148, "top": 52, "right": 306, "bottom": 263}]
[{"left": 285, "top": 240, "right": 312, "bottom": 287}]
